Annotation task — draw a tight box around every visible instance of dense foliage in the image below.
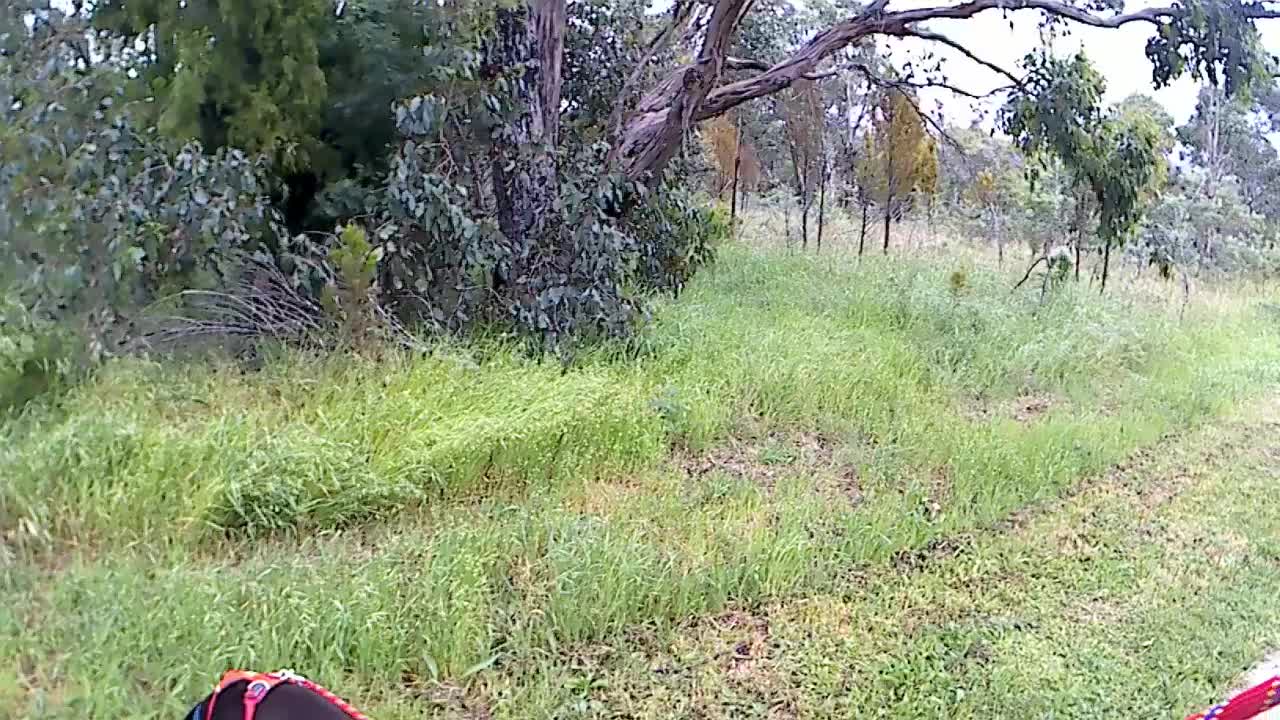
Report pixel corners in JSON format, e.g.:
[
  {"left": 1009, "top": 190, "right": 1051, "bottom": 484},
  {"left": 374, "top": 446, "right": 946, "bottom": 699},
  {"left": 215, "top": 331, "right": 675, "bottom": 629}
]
[{"left": 0, "top": 0, "right": 724, "bottom": 379}]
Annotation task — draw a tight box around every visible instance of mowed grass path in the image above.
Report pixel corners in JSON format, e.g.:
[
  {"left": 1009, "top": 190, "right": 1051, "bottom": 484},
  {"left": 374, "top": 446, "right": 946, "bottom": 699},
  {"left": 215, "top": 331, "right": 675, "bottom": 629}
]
[
  {"left": 581, "top": 396, "right": 1280, "bottom": 720},
  {"left": 3, "top": 247, "right": 1279, "bottom": 718}
]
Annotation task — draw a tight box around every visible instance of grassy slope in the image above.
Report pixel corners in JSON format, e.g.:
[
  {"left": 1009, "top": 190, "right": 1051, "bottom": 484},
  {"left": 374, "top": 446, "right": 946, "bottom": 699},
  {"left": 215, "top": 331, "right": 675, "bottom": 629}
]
[{"left": 2, "top": 247, "right": 1278, "bottom": 719}]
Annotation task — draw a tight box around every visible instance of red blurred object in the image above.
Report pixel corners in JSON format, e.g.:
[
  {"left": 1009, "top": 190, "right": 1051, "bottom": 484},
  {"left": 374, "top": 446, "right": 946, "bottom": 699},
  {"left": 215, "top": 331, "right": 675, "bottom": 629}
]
[{"left": 1185, "top": 676, "right": 1280, "bottom": 720}]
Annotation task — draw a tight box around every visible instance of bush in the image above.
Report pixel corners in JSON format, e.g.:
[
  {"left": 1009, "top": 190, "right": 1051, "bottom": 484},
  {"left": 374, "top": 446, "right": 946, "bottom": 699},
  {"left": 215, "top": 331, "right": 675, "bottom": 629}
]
[
  {"left": 628, "top": 187, "right": 727, "bottom": 296},
  {"left": 0, "top": 2, "right": 734, "bottom": 387},
  {"left": 1, "top": 8, "right": 287, "bottom": 361},
  {"left": 0, "top": 298, "right": 80, "bottom": 413}
]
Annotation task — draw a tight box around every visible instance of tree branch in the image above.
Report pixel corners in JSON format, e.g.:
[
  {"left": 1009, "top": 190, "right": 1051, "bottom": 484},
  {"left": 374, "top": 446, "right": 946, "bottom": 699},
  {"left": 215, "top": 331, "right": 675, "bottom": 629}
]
[
  {"left": 888, "top": 28, "right": 1023, "bottom": 88},
  {"left": 617, "top": 0, "right": 752, "bottom": 182},
  {"left": 695, "top": 0, "right": 1280, "bottom": 121},
  {"left": 847, "top": 63, "right": 1012, "bottom": 100},
  {"left": 726, "top": 56, "right": 839, "bottom": 81},
  {"left": 615, "top": 0, "right": 1280, "bottom": 181},
  {"left": 887, "top": 0, "right": 1279, "bottom": 29},
  {"left": 1013, "top": 255, "right": 1047, "bottom": 291},
  {"left": 606, "top": 2, "right": 698, "bottom": 158}
]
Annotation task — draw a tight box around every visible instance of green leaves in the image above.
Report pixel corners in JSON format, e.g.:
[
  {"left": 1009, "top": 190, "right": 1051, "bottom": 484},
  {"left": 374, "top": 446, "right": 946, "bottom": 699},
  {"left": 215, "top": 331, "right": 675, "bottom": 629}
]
[
  {"left": 1146, "top": 0, "right": 1270, "bottom": 98},
  {"left": 1000, "top": 52, "right": 1106, "bottom": 170},
  {"left": 1001, "top": 52, "right": 1162, "bottom": 250},
  {"left": 0, "top": 5, "right": 286, "bottom": 355},
  {"left": 95, "top": 0, "right": 332, "bottom": 167}
]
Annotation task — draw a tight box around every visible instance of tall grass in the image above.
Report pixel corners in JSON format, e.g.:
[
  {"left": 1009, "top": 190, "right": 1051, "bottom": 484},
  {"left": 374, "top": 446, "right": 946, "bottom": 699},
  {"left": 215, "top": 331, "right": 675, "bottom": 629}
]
[{"left": 3, "top": 245, "right": 1279, "bottom": 718}]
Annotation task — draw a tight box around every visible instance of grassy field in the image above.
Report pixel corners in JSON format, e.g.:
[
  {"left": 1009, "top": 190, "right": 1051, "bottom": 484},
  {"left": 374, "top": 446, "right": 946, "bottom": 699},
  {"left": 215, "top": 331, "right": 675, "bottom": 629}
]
[{"left": 4, "top": 244, "right": 1280, "bottom": 719}]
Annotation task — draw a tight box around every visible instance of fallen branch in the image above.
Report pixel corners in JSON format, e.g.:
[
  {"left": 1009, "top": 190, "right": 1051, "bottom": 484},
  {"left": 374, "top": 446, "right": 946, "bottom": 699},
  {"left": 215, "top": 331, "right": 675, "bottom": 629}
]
[{"left": 1013, "top": 255, "right": 1047, "bottom": 291}]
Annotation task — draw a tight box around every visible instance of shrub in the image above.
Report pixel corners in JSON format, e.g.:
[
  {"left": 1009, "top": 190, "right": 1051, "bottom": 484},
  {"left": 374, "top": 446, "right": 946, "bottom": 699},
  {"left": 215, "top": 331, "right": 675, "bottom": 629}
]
[
  {"left": 321, "top": 224, "right": 383, "bottom": 347},
  {"left": 0, "top": 8, "right": 287, "bottom": 360},
  {"left": 0, "top": 298, "right": 80, "bottom": 413}
]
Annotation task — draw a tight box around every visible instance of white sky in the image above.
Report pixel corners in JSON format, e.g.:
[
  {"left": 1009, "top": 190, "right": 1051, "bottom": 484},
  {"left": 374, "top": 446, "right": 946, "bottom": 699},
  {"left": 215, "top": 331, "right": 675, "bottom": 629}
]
[
  {"left": 654, "top": 0, "right": 1280, "bottom": 127},
  {"left": 886, "top": 0, "right": 1280, "bottom": 126}
]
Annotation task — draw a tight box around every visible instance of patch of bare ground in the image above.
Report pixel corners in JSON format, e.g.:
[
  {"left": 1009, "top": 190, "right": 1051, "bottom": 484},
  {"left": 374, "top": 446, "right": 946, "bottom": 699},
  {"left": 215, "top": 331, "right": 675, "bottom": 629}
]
[
  {"left": 891, "top": 533, "right": 974, "bottom": 573},
  {"left": 678, "top": 425, "right": 862, "bottom": 504},
  {"left": 965, "top": 390, "right": 1059, "bottom": 424},
  {"left": 562, "top": 475, "right": 654, "bottom": 519},
  {"left": 925, "top": 464, "right": 952, "bottom": 521},
  {"left": 401, "top": 676, "right": 492, "bottom": 720},
  {"left": 649, "top": 608, "right": 799, "bottom": 719},
  {"left": 1062, "top": 596, "right": 1131, "bottom": 626}
]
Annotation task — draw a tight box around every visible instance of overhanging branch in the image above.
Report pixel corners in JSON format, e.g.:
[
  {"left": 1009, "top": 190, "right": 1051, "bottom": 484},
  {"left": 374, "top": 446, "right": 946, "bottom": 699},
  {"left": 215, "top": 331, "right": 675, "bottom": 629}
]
[
  {"left": 694, "top": 0, "right": 1280, "bottom": 121},
  {"left": 846, "top": 62, "right": 1013, "bottom": 101},
  {"left": 616, "top": 0, "right": 1280, "bottom": 181},
  {"left": 616, "top": 0, "right": 752, "bottom": 182},
  {"left": 889, "top": 28, "right": 1023, "bottom": 88},
  {"left": 606, "top": 1, "right": 698, "bottom": 157},
  {"left": 725, "top": 56, "right": 839, "bottom": 80}
]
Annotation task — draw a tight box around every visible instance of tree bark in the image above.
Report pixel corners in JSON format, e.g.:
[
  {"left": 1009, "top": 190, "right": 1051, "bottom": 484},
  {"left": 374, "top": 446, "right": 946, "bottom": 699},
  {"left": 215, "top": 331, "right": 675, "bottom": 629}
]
[
  {"left": 489, "top": 0, "right": 566, "bottom": 258},
  {"left": 615, "top": 0, "right": 751, "bottom": 183},
  {"left": 1204, "top": 90, "right": 1222, "bottom": 199}
]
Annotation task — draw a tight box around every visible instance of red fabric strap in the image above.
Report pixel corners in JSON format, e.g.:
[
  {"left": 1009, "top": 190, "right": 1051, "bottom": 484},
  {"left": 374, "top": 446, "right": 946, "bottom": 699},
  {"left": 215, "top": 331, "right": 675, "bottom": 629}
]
[
  {"left": 206, "top": 671, "right": 288, "bottom": 720},
  {"left": 283, "top": 674, "right": 373, "bottom": 720},
  {"left": 204, "top": 670, "right": 369, "bottom": 720},
  {"left": 1186, "top": 676, "right": 1280, "bottom": 720}
]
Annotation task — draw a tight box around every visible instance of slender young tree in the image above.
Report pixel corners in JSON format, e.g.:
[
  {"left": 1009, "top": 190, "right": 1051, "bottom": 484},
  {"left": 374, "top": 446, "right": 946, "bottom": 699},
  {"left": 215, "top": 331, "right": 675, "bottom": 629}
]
[
  {"left": 1001, "top": 52, "right": 1164, "bottom": 292},
  {"left": 782, "top": 79, "right": 824, "bottom": 249},
  {"left": 865, "top": 89, "right": 934, "bottom": 254}
]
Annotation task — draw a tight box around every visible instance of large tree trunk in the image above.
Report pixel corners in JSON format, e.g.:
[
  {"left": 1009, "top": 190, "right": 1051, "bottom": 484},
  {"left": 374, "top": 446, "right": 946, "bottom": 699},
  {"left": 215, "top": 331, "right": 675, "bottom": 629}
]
[
  {"left": 1204, "top": 90, "right": 1223, "bottom": 198},
  {"left": 489, "top": 0, "right": 567, "bottom": 261},
  {"left": 846, "top": 72, "right": 858, "bottom": 151}
]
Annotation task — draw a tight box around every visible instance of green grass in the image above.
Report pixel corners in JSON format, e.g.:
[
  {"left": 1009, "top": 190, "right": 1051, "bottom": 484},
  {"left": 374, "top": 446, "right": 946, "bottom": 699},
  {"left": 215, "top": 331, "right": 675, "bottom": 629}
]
[
  {"left": 3, "top": 246, "right": 1279, "bottom": 719},
  {"left": 577, "top": 397, "right": 1280, "bottom": 720}
]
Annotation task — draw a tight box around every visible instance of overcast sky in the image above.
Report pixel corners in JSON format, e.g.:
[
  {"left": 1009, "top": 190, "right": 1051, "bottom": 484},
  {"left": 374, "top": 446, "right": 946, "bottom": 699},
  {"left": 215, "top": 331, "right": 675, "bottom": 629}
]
[
  {"left": 653, "top": 0, "right": 1280, "bottom": 128},
  {"left": 886, "top": 0, "right": 1280, "bottom": 127}
]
